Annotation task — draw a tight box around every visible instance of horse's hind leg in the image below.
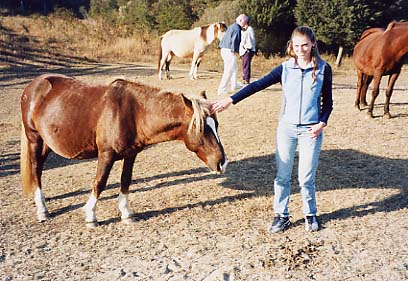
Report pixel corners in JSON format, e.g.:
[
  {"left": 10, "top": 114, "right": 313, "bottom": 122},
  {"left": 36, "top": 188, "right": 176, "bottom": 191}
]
[
  {"left": 29, "top": 138, "right": 51, "bottom": 222},
  {"left": 355, "top": 71, "right": 371, "bottom": 110},
  {"left": 118, "top": 156, "right": 136, "bottom": 224},
  {"left": 83, "top": 151, "right": 114, "bottom": 227},
  {"left": 360, "top": 75, "right": 373, "bottom": 107},
  {"left": 165, "top": 53, "right": 173, "bottom": 79},
  {"left": 355, "top": 71, "right": 364, "bottom": 109},
  {"left": 158, "top": 51, "right": 169, "bottom": 80},
  {"left": 384, "top": 71, "right": 400, "bottom": 119},
  {"left": 367, "top": 74, "right": 382, "bottom": 118},
  {"left": 189, "top": 52, "right": 201, "bottom": 80}
]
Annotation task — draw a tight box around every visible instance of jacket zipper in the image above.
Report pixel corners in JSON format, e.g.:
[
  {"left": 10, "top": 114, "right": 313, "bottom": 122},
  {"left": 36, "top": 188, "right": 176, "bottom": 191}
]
[{"left": 299, "top": 69, "right": 305, "bottom": 124}]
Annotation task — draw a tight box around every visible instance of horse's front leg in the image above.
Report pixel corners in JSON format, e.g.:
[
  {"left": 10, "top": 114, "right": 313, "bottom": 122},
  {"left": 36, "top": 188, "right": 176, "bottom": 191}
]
[
  {"left": 384, "top": 72, "right": 400, "bottom": 119},
  {"left": 118, "top": 156, "right": 136, "bottom": 224},
  {"left": 83, "top": 152, "right": 114, "bottom": 227}
]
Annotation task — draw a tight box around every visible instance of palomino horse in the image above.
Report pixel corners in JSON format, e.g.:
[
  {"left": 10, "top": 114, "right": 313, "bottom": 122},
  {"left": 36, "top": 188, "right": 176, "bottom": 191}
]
[
  {"left": 353, "top": 21, "right": 408, "bottom": 118},
  {"left": 21, "top": 74, "right": 228, "bottom": 226},
  {"left": 158, "top": 22, "right": 227, "bottom": 80}
]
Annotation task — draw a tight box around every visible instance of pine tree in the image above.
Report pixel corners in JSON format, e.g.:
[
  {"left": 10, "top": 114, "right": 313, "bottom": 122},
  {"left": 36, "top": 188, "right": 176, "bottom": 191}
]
[{"left": 239, "top": 0, "right": 296, "bottom": 56}]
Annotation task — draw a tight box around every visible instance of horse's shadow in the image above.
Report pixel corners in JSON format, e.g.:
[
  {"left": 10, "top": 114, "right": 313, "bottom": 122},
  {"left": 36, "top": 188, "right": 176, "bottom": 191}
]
[
  {"left": 46, "top": 148, "right": 407, "bottom": 226},
  {"left": 357, "top": 102, "right": 408, "bottom": 118}
]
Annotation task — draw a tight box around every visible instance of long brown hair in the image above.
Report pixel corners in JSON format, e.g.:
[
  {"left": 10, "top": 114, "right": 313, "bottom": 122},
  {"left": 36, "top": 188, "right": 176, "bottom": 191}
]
[{"left": 286, "top": 26, "right": 322, "bottom": 82}]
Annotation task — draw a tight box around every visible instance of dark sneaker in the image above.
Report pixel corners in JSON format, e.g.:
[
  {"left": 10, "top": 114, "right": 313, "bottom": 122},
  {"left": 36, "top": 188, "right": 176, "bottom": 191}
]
[
  {"left": 305, "top": 215, "right": 319, "bottom": 232},
  {"left": 269, "top": 215, "right": 291, "bottom": 233}
]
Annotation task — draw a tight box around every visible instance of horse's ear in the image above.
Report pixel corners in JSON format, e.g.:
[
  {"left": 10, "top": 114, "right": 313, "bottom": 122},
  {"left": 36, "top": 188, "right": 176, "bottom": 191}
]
[
  {"left": 199, "top": 90, "right": 207, "bottom": 99},
  {"left": 181, "top": 94, "right": 193, "bottom": 109}
]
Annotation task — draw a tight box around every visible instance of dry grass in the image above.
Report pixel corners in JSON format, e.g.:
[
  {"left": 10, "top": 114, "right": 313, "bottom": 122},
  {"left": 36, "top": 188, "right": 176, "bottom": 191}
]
[{"left": 0, "top": 14, "right": 357, "bottom": 75}]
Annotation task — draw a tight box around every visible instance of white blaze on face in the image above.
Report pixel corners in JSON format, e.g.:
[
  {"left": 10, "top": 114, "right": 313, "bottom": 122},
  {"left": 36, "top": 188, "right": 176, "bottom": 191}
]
[
  {"left": 206, "top": 116, "right": 228, "bottom": 173},
  {"left": 206, "top": 117, "right": 220, "bottom": 143}
]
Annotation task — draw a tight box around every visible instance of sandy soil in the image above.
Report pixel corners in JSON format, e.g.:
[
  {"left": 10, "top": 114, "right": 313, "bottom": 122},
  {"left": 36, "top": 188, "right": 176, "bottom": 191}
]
[{"left": 1, "top": 62, "right": 407, "bottom": 281}]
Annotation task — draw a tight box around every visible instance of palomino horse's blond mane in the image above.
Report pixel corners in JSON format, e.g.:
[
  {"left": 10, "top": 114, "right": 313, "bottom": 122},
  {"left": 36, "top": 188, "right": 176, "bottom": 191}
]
[{"left": 184, "top": 94, "right": 210, "bottom": 135}]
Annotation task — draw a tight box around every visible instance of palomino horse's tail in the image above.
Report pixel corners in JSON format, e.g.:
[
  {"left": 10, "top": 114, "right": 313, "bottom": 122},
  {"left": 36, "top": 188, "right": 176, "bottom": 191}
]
[
  {"left": 158, "top": 37, "right": 163, "bottom": 72},
  {"left": 20, "top": 123, "right": 33, "bottom": 195}
]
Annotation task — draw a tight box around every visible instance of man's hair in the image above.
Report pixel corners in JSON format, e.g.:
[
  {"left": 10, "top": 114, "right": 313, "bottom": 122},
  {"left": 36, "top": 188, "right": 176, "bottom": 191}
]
[{"left": 236, "top": 14, "right": 248, "bottom": 25}]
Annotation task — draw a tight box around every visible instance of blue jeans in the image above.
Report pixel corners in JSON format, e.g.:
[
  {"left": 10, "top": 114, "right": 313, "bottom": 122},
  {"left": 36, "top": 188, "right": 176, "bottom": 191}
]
[{"left": 273, "top": 121, "right": 323, "bottom": 217}]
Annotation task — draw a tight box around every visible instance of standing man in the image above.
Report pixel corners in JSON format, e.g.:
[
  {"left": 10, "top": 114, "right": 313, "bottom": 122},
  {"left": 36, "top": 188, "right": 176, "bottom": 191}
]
[
  {"left": 239, "top": 18, "right": 256, "bottom": 84},
  {"left": 217, "top": 14, "right": 249, "bottom": 95}
]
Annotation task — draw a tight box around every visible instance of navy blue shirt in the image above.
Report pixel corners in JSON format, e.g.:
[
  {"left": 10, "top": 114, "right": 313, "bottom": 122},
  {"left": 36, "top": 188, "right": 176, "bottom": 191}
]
[{"left": 219, "top": 23, "right": 242, "bottom": 53}]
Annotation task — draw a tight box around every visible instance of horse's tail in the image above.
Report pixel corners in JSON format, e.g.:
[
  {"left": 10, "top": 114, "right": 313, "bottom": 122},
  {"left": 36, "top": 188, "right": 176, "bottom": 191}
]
[
  {"left": 158, "top": 36, "right": 163, "bottom": 72},
  {"left": 20, "top": 123, "right": 33, "bottom": 196}
]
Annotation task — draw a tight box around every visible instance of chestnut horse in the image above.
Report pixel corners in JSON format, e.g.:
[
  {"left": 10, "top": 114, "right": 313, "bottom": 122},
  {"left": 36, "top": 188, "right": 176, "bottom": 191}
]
[
  {"left": 21, "top": 74, "right": 228, "bottom": 226},
  {"left": 158, "top": 22, "right": 227, "bottom": 80},
  {"left": 353, "top": 21, "right": 408, "bottom": 118}
]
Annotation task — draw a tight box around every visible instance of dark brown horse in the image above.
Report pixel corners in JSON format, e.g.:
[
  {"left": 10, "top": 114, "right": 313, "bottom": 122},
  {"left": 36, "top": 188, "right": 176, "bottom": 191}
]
[
  {"left": 21, "top": 74, "right": 228, "bottom": 226},
  {"left": 353, "top": 21, "right": 408, "bottom": 118}
]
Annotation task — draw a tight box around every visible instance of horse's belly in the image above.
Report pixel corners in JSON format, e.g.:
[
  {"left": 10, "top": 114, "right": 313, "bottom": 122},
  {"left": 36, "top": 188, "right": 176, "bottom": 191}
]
[
  {"left": 39, "top": 122, "right": 97, "bottom": 159},
  {"left": 172, "top": 48, "right": 194, "bottom": 58}
]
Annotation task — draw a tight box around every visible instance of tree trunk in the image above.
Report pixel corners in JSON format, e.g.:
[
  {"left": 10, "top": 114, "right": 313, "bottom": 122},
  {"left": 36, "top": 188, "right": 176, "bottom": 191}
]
[{"left": 335, "top": 46, "right": 344, "bottom": 67}]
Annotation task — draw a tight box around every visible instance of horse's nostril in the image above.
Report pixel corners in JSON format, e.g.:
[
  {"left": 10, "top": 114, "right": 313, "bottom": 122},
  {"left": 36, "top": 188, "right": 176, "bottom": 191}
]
[{"left": 218, "top": 159, "right": 228, "bottom": 173}]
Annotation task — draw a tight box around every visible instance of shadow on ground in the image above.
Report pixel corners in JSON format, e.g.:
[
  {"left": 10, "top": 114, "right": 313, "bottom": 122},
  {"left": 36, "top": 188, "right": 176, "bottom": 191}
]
[{"left": 14, "top": 148, "right": 406, "bottom": 225}]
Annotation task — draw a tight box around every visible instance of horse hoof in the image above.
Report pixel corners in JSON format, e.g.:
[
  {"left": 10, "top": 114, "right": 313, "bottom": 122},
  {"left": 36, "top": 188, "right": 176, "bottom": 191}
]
[
  {"left": 366, "top": 112, "right": 374, "bottom": 119},
  {"left": 86, "top": 221, "right": 99, "bottom": 228},
  {"left": 37, "top": 211, "right": 49, "bottom": 222},
  {"left": 384, "top": 113, "right": 392, "bottom": 119},
  {"left": 121, "top": 217, "right": 135, "bottom": 225}
]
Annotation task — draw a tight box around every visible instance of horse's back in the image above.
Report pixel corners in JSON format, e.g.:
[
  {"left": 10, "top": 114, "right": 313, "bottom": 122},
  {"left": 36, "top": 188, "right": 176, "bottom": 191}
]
[
  {"left": 353, "top": 28, "right": 386, "bottom": 72},
  {"left": 161, "top": 28, "right": 201, "bottom": 57},
  {"left": 354, "top": 22, "right": 408, "bottom": 74}
]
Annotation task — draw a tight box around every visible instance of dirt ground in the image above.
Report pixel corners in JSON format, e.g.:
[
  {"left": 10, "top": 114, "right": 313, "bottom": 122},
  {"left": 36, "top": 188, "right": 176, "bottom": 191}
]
[{"left": 1, "top": 61, "right": 407, "bottom": 281}]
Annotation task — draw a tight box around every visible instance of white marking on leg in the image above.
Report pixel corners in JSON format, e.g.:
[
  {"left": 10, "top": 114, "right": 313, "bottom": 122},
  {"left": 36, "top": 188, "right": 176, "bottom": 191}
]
[
  {"left": 118, "top": 192, "right": 133, "bottom": 219},
  {"left": 83, "top": 193, "right": 97, "bottom": 223},
  {"left": 34, "top": 188, "right": 49, "bottom": 222}
]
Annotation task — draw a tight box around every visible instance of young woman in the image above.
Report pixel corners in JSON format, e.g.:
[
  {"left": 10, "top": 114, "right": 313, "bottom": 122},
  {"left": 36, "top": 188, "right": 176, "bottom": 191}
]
[{"left": 211, "top": 26, "right": 333, "bottom": 232}]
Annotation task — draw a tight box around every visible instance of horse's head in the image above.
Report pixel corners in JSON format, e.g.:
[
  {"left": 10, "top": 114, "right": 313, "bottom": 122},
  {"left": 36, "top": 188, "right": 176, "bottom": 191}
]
[
  {"left": 214, "top": 22, "right": 228, "bottom": 41},
  {"left": 182, "top": 92, "right": 228, "bottom": 173}
]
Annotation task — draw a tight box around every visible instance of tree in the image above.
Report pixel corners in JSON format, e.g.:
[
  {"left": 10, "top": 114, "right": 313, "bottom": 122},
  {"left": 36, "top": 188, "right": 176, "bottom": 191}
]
[
  {"left": 239, "top": 0, "right": 296, "bottom": 57},
  {"left": 117, "top": 0, "right": 155, "bottom": 33},
  {"left": 154, "top": 0, "right": 197, "bottom": 33},
  {"left": 295, "top": 0, "right": 408, "bottom": 66},
  {"left": 89, "top": 0, "right": 118, "bottom": 23}
]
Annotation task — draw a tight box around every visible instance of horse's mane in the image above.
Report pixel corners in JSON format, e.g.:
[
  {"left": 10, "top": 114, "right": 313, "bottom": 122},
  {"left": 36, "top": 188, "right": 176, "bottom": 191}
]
[
  {"left": 184, "top": 94, "right": 210, "bottom": 135},
  {"left": 385, "top": 21, "right": 397, "bottom": 32},
  {"left": 360, "top": 27, "right": 384, "bottom": 40}
]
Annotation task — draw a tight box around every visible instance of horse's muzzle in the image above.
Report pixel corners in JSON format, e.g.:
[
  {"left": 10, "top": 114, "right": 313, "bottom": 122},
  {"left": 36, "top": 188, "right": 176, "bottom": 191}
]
[{"left": 217, "top": 158, "right": 228, "bottom": 174}]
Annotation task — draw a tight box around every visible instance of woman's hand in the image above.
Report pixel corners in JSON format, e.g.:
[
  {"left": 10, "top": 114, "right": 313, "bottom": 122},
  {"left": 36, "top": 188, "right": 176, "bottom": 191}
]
[
  {"left": 308, "top": 122, "right": 326, "bottom": 139},
  {"left": 210, "top": 97, "right": 233, "bottom": 114}
]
